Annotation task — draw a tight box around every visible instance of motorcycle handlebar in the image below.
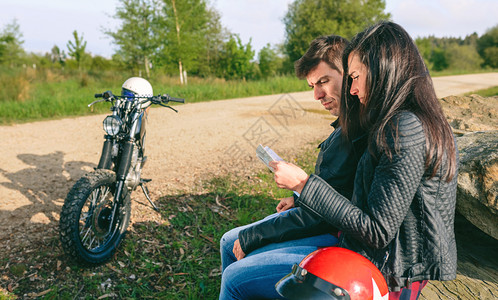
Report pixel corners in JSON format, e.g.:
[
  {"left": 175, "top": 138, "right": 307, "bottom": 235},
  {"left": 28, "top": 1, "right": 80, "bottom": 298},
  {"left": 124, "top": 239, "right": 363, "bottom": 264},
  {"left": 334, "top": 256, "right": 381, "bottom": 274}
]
[
  {"left": 160, "top": 94, "right": 185, "bottom": 103},
  {"left": 94, "top": 91, "right": 114, "bottom": 99},
  {"left": 92, "top": 91, "right": 185, "bottom": 106}
]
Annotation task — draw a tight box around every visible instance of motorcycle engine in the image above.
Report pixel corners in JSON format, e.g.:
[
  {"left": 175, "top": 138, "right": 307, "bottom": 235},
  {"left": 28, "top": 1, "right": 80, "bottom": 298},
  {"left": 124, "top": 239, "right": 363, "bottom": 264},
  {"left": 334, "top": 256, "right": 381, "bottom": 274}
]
[{"left": 125, "top": 146, "right": 142, "bottom": 190}]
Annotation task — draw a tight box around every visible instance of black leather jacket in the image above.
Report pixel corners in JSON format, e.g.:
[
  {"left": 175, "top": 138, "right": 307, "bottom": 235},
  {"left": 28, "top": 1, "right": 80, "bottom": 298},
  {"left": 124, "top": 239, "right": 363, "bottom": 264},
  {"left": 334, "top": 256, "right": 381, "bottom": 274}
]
[
  {"left": 238, "top": 121, "right": 367, "bottom": 254},
  {"left": 296, "top": 112, "right": 458, "bottom": 291}
]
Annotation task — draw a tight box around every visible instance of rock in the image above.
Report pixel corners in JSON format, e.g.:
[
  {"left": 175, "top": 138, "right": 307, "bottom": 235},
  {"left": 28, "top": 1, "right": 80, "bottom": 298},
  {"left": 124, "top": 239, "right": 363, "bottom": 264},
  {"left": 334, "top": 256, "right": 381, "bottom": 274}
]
[
  {"left": 439, "top": 94, "right": 498, "bottom": 240},
  {"left": 421, "top": 95, "right": 498, "bottom": 298},
  {"left": 441, "top": 94, "right": 498, "bottom": 132},
  {"left": 456, "top": 131, "right": 498, "bottom": 240}
]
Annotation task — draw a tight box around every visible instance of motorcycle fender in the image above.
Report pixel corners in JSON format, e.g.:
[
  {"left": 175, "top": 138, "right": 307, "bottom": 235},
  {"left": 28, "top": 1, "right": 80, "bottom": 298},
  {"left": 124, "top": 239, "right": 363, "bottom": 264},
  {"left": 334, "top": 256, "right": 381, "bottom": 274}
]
[
  {"left": 98, "top": 138, "right": 113, "bottom": 169},
  {"left": 116, "top": 141, "right": 134, "bottom": 181}
]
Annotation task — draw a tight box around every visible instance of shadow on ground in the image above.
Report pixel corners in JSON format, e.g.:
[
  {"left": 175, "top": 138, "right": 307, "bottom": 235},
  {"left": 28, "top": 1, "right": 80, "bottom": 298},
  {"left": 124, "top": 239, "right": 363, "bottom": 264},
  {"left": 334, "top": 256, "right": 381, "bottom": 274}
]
[{"left": 0, "top": 151, "right": 95, "bottom": 260}]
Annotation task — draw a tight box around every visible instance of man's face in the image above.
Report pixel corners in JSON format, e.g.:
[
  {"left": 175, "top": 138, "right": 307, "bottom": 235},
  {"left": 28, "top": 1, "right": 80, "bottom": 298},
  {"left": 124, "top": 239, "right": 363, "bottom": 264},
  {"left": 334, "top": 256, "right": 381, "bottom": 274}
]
[{"left": 306, "top": 61, "right": 343, "bottom": 116}]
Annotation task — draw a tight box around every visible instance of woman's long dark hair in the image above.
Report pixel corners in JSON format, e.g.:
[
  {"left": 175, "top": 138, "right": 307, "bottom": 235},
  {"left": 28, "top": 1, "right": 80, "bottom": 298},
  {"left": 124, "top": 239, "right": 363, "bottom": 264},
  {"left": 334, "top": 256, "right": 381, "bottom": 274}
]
[{"left": 339, "top": 21, "right": 457, "bottom": 181}]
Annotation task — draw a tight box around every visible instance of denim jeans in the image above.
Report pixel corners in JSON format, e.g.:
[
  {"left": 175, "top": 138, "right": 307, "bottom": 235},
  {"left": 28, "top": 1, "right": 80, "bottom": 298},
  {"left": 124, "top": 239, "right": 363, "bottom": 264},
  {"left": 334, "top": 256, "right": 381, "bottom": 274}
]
[{"left": 219, "top": 209, "right": 338, "bottom": 299}]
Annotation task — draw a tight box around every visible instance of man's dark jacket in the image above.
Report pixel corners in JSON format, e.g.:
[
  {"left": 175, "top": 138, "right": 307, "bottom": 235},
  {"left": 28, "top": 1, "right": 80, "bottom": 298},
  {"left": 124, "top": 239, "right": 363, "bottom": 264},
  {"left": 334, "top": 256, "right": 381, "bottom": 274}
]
[
  {"left": 238, "top": 120, "right": 367, "bottom": 254},
  {"left": 296, "top": 112, "right": 458, "bottom": 291}
]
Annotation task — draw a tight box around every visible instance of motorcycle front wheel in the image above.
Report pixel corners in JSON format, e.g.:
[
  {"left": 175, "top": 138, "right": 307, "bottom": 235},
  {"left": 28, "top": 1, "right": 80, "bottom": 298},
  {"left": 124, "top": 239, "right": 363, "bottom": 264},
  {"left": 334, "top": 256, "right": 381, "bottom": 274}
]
[{"left": 59, "top": 169, "right": 131, "bottom": 265}]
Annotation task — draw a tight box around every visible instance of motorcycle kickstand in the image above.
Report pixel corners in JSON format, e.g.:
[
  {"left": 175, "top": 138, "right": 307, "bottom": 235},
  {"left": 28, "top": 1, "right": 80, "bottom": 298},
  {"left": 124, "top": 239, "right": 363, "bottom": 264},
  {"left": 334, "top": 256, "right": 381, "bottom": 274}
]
[{"left": 139, "top": 179, "right": 159, "bottom": 212}]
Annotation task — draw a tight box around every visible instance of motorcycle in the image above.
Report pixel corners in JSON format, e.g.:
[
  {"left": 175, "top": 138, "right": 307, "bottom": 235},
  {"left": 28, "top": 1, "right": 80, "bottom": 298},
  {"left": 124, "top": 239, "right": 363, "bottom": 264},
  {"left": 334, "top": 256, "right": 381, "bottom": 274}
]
[{"left": 59, "top": 77, "right": 184, "bottom": 265}]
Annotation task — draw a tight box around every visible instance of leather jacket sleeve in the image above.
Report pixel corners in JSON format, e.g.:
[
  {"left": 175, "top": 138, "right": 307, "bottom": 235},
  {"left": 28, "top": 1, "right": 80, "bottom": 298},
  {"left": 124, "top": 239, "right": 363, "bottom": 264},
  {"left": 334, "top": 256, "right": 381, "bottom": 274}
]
[
  {"left": 238, "top": 206, "right": 338, "bottom": 255},
  {"left": 237, "top": 126, "right": 368, "bottom": 255}
]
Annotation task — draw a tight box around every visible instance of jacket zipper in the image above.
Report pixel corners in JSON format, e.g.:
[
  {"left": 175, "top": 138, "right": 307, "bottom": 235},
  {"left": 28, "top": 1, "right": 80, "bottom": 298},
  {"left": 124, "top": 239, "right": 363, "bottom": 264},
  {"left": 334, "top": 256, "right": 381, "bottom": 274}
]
[{"left": 380, "top": 251, "right": 390, "bottom": 272}]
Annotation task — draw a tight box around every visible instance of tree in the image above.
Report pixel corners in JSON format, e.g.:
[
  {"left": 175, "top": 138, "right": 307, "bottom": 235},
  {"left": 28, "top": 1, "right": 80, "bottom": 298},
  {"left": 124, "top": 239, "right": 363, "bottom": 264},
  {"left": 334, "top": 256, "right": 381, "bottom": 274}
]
[
  {"left": 446, "top": 44, "right": 482, "bottom": 71},
  {"left": 105, "top": 0, "right": 226, "bottom": 79},
  {"left": 90, "top": 55, "right": 115, "bottom": 72},
  {"left": 416, "top": 34, "right": 484, "bottom": 72},
  {"left": 258, "top": 43, "right": 281, "bottom": 78},
  {"left": 66, "top": 30, "right": 87, "bottom": 72},
  {"left": 0, "top": 19, "right": 24, "bottom": 66},
  {"left": 158, "top": 0, "right": 217, "bottom": 83},
  {"left": 477, "top": 24, "right": 498, "bottom": 68},
  {"left": 217, "top": 34, "right": 255, "bottom": 80},
  {"left": 415, "top": 37, "right": 433, "bottom": 69},
  {"left": 105, "top": 0, "right": 158, "bottom": 78},
  {"left": 430, "top": 48, "right": 448, "bottom": 71},
  {"left": 197, "top": 6, "right": 229, "bottom": 77},
  {"left": 283, "top": 0, "right": 391, "bottom": 66},
  {"left": 50, "top": 45, "right": 66, "bottom": 66},
  {"left": 0, "top": 34, "right": 14, "bottom": 65}
]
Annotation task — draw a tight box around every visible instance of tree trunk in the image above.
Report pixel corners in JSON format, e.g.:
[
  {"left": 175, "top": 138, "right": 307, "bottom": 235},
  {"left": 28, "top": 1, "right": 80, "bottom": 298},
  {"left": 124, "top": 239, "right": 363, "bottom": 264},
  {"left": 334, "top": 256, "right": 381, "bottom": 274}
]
[
  {"left": 172, "top": 0, "right": 186, "bottom": 85},
  {"left": 144, "top": 56, "right": 150, "bottom": 79},
  {"left": 179, "top": 59, "right": 184, "bottom": 85}
]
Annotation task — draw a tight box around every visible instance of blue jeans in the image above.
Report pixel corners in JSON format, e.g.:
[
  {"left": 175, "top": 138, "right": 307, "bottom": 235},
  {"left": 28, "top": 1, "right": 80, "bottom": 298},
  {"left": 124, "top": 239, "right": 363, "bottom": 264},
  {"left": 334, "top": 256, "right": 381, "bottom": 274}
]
[{"left": 219, "top": 209, "right": 338, "bottom": 299}]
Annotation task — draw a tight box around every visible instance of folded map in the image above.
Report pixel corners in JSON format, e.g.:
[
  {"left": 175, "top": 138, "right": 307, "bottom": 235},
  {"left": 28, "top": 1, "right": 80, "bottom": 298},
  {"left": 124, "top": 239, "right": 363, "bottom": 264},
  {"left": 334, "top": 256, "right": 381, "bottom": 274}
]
[{"left": 256, "top": 144, "right": 283, "bottom": 172}]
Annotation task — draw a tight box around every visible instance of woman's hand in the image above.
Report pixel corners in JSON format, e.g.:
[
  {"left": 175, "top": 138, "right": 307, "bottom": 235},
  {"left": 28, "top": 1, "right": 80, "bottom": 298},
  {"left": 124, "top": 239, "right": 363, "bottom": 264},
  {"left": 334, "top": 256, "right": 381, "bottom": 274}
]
[
  {"left": 269, "top": 161, "right": 309, "bottom": 194},
  {"left": 233, "top": 239, "right": 246, "bottom": 260},
  {"left": 276, "top": 196, "right": 295, "bottom": 212}
]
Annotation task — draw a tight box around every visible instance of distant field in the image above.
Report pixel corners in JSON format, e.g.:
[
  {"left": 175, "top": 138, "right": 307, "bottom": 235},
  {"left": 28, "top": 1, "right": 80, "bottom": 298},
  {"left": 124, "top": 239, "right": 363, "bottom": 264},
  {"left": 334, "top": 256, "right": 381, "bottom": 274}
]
[{"left": 0, "top": 74, "right": 309, "bottom": 125}]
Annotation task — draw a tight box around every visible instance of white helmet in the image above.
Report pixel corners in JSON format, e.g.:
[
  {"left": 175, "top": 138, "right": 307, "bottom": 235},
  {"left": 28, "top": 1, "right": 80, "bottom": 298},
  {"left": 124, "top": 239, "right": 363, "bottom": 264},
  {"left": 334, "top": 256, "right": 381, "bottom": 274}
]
[{"left": 121, "top": 77, "right": 153, "bottom": 108}]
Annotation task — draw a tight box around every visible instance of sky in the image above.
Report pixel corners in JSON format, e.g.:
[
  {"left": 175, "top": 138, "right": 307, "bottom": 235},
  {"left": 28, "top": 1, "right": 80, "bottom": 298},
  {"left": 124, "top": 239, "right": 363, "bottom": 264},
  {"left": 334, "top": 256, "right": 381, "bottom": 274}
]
[{"left": 1, "top": 0, "right": 497, "bottom": 58}]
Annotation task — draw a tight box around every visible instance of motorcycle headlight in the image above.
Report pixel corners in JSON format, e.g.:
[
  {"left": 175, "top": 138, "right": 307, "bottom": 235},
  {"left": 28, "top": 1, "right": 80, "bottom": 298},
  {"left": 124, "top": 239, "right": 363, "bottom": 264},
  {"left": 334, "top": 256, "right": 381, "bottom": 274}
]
[{"left": 103, "top": 115, "right": 123, "bottom": 136}]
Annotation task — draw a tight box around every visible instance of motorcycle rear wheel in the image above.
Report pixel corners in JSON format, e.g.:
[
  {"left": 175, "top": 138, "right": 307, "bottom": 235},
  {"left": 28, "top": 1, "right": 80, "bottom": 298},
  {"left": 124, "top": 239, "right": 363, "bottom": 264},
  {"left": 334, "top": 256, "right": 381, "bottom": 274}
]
[{"left": 59, "top": 169, "right": 131, "bottom": 265}]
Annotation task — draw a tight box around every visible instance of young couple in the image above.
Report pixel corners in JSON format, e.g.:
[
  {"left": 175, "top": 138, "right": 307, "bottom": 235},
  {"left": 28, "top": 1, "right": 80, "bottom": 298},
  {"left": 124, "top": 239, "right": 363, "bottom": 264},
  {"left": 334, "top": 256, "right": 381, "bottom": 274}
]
[{"left": 220, "top": 21, "right": 458, "bottom": 300}]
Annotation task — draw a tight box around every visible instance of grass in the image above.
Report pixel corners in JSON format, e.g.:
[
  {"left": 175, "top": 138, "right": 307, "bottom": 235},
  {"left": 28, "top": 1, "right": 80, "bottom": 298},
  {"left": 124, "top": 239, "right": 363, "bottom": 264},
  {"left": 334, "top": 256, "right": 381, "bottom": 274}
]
[
  {"left": 157, "top": 75, "right": 310, "bottom": 104},
  {"left": 430, "top": 68, "right": 498, "bottom": 77},
  {"left": 464, "top": 85, "right": 498, "bottom": 97},
  {"left": 0, "top": 142, "right": 319, "bottom": 299},
  {"left": 0, "top": 71, "right": 309, "bottom": 125}
]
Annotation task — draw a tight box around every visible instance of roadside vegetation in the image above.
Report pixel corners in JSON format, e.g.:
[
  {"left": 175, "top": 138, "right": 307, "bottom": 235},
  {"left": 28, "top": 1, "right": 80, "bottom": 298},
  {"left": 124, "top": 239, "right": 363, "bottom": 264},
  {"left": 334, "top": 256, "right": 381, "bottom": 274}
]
[
  {"left": 0, "top": 69, "right": 309, "bottom": 124},
  {"left": 464, "top": 85, "right": 498, "bottom": 97}
]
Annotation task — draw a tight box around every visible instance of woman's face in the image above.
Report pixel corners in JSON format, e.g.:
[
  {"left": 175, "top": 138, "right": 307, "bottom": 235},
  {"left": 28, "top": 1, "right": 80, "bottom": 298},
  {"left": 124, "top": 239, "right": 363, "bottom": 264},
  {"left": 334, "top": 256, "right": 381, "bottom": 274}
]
[{"left": 348, "top": 53, "right": 368, "bottom": 104}]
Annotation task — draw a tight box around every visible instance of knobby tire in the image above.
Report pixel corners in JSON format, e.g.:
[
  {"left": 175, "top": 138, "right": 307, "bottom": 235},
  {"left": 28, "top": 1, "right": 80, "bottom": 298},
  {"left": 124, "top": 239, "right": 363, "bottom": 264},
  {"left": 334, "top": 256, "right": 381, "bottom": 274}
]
[{"left": 59, "top": 169, "right": 131, "bottom": 266}]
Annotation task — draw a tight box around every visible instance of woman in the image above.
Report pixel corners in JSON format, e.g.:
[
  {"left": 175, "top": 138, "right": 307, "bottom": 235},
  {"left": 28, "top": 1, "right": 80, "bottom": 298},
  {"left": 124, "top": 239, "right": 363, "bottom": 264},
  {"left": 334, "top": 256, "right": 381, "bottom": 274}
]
[{"left": 271, "top": 21, "right": 458, "bottom": 298}]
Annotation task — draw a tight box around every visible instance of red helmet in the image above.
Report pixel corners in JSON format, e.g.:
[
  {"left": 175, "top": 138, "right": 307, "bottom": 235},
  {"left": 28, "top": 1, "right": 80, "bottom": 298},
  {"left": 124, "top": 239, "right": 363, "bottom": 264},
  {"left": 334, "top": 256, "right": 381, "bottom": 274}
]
[{"left": 276, "top": 247, "right": 389, "bottom": 300}]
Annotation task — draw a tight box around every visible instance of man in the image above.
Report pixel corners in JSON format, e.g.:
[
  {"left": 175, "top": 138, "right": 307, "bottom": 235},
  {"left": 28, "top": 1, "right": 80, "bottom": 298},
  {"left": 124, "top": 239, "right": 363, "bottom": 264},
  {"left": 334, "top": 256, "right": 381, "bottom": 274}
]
[{"left": 219, "top": 35, "right": 367, "bottom": 300}]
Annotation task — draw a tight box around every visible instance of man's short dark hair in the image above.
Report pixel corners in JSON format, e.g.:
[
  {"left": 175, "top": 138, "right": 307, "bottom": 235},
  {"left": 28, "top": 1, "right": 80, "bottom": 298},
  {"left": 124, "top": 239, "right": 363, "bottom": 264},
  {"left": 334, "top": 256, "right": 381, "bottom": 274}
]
[{"left": 294, "top": 35, "right": 349, "bottom": 79}]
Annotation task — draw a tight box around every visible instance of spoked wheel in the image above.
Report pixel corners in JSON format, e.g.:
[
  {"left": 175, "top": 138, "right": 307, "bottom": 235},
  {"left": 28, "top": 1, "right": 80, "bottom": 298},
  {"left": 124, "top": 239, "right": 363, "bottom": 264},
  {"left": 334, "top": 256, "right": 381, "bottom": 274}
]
[{"left": 59, "top": 169, "right": 131, "bottom": 265}]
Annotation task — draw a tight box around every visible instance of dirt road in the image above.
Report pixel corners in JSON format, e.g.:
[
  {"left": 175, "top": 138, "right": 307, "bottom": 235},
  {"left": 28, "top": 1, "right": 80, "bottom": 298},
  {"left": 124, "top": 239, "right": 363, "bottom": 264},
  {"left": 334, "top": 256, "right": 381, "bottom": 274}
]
[{"left": 1, "top": 72, "right": 497, "bottom": 297}]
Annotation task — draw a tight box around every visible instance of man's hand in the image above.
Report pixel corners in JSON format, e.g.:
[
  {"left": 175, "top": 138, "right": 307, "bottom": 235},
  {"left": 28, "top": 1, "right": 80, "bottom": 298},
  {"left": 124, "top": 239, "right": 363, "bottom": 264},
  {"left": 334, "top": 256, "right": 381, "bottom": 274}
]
[
  {"left": 233, "top": 239, "right": 246, "bottom": 260},
  {"left": 269, "top": 161, "right": 309, "bottom": 194},
  {"left": 276, "top": 196, "right": 295, "bottom": 212}
]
